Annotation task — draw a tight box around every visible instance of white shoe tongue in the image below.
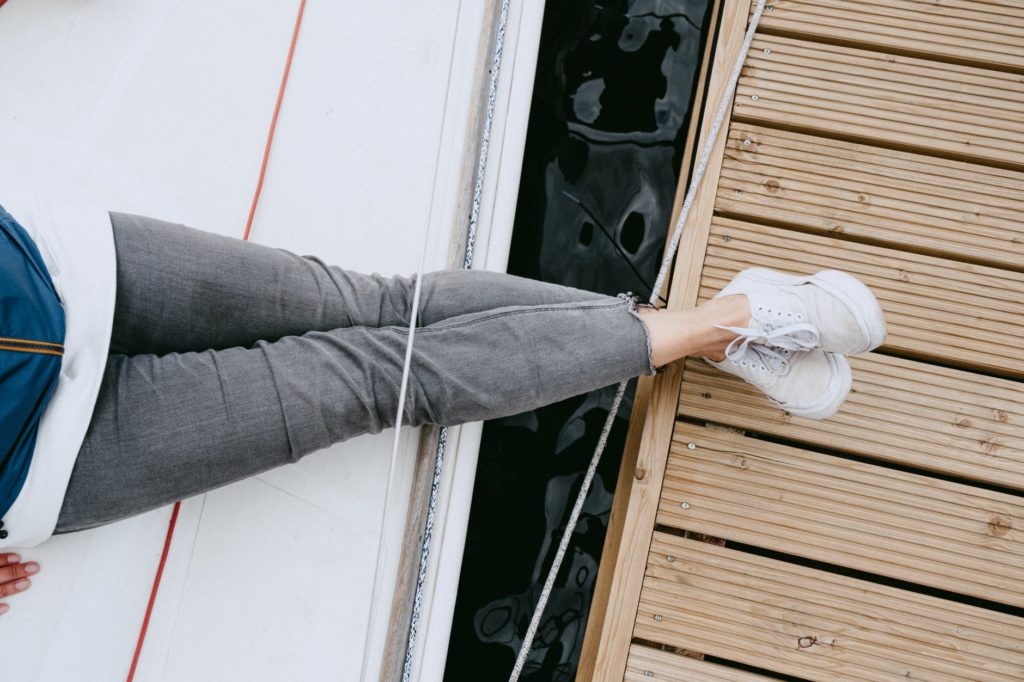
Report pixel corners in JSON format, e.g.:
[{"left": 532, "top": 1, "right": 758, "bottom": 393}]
[{"left": 752, "top": 344, "right": 790, "bottom": 376}]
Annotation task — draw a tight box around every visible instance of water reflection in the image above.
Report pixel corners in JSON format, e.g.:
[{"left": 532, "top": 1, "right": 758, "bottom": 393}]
[{"left": 445, "top": 2, "right": 711, "bottom": 679}]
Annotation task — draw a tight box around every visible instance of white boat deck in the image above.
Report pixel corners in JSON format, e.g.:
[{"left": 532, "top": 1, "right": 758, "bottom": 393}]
[{"left": 0, "top": 1, "right": 545, "bottom": 679}]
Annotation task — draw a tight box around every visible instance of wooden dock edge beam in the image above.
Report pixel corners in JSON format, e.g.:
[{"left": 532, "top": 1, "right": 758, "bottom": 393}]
[{"left": 578, "top": 1, "right": 755, "bottom": 679}]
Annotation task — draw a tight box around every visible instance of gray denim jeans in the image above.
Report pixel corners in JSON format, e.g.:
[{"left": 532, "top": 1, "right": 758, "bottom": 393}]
[{"left": 52, "top": 213, "right": 656, "bottom": 534}]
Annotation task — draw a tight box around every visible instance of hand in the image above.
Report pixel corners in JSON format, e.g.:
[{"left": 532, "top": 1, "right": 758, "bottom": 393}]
[{"left": 0, "top": 552, "right": 40, "bottom": 615}]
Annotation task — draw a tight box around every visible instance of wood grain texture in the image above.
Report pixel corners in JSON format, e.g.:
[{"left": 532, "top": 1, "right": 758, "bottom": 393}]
[
  {"left": 579, "top": 1, "right": 755, "bottom": 679},
  {"left": 637, "top": 534, "right": 1024, "bottom": 681},
  {"left": 625, "top": 644, "right": 775, "bottom": 681},
  {"left": 716, "top": 123, "right": 1024, "bottom": 270},
  {"left": 679, "top": 353, "right": 1024, "bottom": 491},
  {"left": 733, "top": 35, "right": 1024, "bottom": 170},
  {"left": 754, "top": 0, "right": 1024, "bottom": 72},
  {"left": 658, "top": 423, "right": 1024, "bottom": 608},
  {"left": 576, "top": 0, "right": 728, "bottom": 668},
  {"left": 702, "top": 217, "right": 1024, "bottom": 378},
  {"left": 593, "top": 0, "right": 1024, "bottom": 678}
]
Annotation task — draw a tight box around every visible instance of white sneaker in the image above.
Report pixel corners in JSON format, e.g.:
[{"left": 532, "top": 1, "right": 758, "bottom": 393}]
[
  {"left": 705, "top": 344, "right": 852, "bottom": 420},
  {"left": 715, "top": 267, "right": 887, "bottom": 355}
]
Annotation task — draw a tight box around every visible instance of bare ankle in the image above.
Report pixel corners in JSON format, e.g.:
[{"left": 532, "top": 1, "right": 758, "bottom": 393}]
[
  {"left": 707, "top": 293, "right": 750, "bottom": 329},
  {"left": 696, "top": 294, "right": 750, "bottom": 362},
  {"left": 635, "top": 307, "right": 673, "bottom": 369},
  {"left": 704, "top": 348, "right": 727, "bottom": 363},
  {"left": 635, "top": 294, "right": 751, "bottom": 369}
]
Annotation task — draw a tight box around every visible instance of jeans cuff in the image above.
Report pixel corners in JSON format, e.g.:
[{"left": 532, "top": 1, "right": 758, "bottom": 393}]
[{"left": 617, "top": 292, "right": 659, "bottom": 376}]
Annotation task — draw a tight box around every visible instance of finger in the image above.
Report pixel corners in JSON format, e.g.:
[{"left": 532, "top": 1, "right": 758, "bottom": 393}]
[
  {"left": 0, "top": 577, "right": 30, "bottom": 598},
  {"left": 0, "top": 561, "right": 39, "bottom": 584},
  {"left": 0, "top": 553, "right": 19, "bottom": 565},
  {"left": 0, "top": 602, "right": 8, "bottom": 615}
]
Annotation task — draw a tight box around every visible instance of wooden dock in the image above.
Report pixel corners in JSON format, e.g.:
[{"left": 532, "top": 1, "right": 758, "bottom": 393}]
[{"left": 580, "top": 1, "right": 1024, "bottom": 679}]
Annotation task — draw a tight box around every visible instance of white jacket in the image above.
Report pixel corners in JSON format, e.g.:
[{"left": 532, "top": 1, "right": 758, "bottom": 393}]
[{"left": 0, "top": 183, "right": 117, "bottom": 549}]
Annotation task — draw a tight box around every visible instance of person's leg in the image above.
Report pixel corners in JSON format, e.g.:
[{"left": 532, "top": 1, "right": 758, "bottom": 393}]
[
  {"left": 108, "top": 212, "right": 611, "bottom": 355},
  {"left": 54, "top": 293, "right": 669, "bottom": 534},
  {"left": 636, "top": 295, "right": 751, "bottom": 367}
]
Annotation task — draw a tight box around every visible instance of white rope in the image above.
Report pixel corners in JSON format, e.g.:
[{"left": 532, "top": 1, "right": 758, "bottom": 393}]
[
  {"left": 371, "top": 0, "right": 765, "bottom": 678},
  {"left": 359, "top": 186, "right": 435, "bottom": 682},
  {"left": 508, "top": 1, "right": 768, "bottom": 678},
  {"left": 401, "top": 2, "right": 511, "bottom": 680},
  {"left": 360, "top": 2, "right": 491, "bottom": 676}
]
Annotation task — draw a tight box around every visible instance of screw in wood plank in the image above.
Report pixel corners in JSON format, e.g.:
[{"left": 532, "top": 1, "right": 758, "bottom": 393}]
[
  {"left": 653, "top": 614, "right": 663, "bottom": 622},
  {"left": 763, "top": 47, "right": 772, "bottom": 55},
  {"left": 742, "top": 138, "right": 752, "bottom": 147},
  {"left": 687, "top": 442, "right": 696, "bottom": 449},
  {"left": 666, "top": 555, "right": 675, "bottom": 563},
  {"left": 751, "top": 94, "right": 760, "bottom": 101},
  {"left": 681, "top": 502, "right": 691, "bottom": 509},
  {"left": 722, "top": 235, "right": 732, "bottom": 241},
  {"left": 644, "top": 672, "right": 654, "bottom": 677},
  {"left": 767, "top": 5, "right": 774, "bottom": 11}
]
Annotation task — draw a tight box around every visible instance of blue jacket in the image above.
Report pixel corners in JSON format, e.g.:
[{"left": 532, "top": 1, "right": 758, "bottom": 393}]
[{"left": 0, "top": 204, "right": 65, "bottom": 531}]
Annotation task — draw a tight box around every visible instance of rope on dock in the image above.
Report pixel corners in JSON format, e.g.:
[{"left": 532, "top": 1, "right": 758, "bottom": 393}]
[{"left": 509, "top": 1, "right": 768, "bottom": 678}]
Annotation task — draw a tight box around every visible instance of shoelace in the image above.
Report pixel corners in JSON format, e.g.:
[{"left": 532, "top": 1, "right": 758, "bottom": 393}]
[{"left": 715, "top": 320, "right": 820, "bottom": 375}]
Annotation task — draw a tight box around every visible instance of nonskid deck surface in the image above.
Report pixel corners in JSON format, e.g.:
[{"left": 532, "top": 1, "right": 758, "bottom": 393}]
[
  {"left": 0, "top": 2, "right": 534, "bottom": 680},
  {"left": 585, "top": 1, "right": 1024, "bottom": 680}
]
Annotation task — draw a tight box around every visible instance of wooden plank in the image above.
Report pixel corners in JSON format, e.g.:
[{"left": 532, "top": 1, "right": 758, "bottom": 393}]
[
  {"left": 658, "top": 424, "right": 1024, "bottom": 608},
  {"left": 577, "top": 0, "right": 725, "bottom": 670},
  {"left": 625, "top": 644, "right": 775, "bottom": 681},
  {"left": 716, "top": 123, "right": 1024, "bottom": 270},
  {"left": 701, "top": 217, "right": 1024, "bottom": 378},
  {"left": 733, "top": 35, "right": 1024, "bottom": 170},
  {"left": 637, "top": 534, "right": 1024, "bottom": 681},
  {"left": 755, "top": 0, "right": 1024, "bottom": 72},
  {"left": 679, "top": 352, "right": 1024, "bottom": 491},
  {"left": 755, "top": 0, "right": 1024, "bottom": 30},
  {"left": 578, "top": 2, "right": 755, "bottom": 679}
]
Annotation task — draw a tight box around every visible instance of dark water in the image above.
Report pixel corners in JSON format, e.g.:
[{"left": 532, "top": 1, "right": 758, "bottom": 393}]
[{"left": 444, "top": 2, "right": 713, "bottom": 679}]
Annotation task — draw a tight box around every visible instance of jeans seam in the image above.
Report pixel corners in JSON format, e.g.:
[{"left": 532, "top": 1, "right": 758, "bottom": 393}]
[
  {"left": 414, "top": 297, "right": 629, "bottom": 334},
  {"left": 254, "top": 338, "right": 307, "bottom": 461}
]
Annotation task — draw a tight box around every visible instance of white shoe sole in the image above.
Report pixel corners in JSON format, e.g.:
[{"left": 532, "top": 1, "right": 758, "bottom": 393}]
[
  {"left": 703, "top": 351, "right": 852, "bottom": 421},
  {"left": 725, "top": 267, "right": 887, "bottom": 354},
  {"left": 784, "top": 352, "right": 852, "bottom": 420}
]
